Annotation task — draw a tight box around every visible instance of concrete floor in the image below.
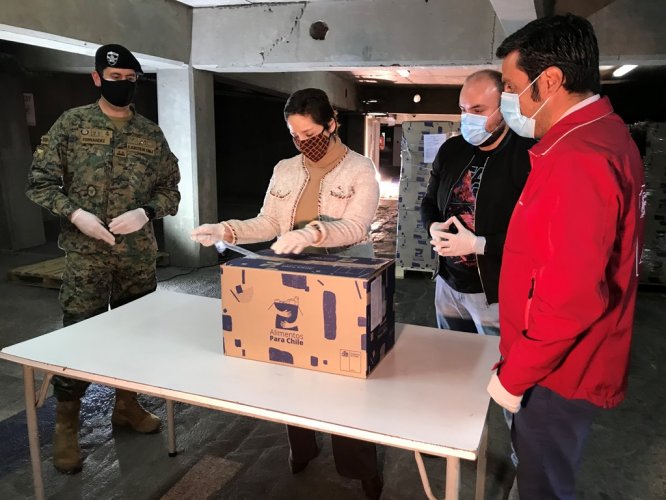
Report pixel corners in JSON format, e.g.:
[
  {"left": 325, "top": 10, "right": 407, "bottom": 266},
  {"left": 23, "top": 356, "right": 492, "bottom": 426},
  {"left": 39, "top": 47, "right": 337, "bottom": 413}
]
[{"left": 1, "top": 208, "right": 665, "bottom": 499}]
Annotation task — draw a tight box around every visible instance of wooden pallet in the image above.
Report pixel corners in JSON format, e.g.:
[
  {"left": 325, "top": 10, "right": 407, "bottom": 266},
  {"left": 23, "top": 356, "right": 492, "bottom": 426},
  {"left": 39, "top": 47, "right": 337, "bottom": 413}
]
[
  {"left": 8, "top": 252, "right": 170, "bottom": 289},
  {"left": 395, "top": 265, "right": 435, "bottom": 279},
  {"left": 7, "top": 257, "right": 65, "bottom": 289}
]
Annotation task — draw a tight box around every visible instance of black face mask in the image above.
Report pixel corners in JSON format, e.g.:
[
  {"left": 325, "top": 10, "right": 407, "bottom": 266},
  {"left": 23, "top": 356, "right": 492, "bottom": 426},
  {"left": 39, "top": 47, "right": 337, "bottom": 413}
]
[{"left": 100, "top": 79, "right": 136, "bottom": 107}]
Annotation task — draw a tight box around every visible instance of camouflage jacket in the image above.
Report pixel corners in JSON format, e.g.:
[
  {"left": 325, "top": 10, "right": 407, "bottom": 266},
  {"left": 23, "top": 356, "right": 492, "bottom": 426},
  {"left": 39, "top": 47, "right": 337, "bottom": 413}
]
[{"left": 26, "top": 103, "right": 181, "bottom": 257}]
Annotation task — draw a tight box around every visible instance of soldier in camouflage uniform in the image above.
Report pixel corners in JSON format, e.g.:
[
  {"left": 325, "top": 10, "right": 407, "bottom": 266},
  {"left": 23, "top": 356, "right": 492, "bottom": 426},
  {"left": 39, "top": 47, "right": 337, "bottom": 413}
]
[{"left": 26, "top": 44, "right": 181, "bottom": 474}]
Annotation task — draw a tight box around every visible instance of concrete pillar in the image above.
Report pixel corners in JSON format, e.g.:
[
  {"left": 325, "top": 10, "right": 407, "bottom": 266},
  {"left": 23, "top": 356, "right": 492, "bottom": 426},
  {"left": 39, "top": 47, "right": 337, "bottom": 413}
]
[
  {"left": 157, "top": 67, "right": 217, "bottom": 268},
  {"left": 0, "top": 56, "right": 45, "bottom": 250}
]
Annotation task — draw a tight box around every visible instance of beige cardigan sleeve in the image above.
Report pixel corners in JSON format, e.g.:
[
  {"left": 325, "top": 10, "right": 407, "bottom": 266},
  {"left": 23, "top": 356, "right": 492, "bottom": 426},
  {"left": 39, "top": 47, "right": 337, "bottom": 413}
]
[{"left": 308, "top": 157, "right": 379, "bottom": 248}]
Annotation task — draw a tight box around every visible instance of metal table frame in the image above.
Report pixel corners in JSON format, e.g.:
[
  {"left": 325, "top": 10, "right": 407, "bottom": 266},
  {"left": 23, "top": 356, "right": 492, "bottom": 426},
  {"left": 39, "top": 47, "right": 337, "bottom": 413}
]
[{"left": 2, "top": 290, "right": 494, "bottom": 500}]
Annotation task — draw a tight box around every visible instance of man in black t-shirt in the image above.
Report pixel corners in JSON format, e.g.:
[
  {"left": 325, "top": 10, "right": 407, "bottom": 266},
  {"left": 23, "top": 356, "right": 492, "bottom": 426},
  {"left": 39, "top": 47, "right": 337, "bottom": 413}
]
[{"left": 421, "top": 70, "right": 534, "bottom": 335}]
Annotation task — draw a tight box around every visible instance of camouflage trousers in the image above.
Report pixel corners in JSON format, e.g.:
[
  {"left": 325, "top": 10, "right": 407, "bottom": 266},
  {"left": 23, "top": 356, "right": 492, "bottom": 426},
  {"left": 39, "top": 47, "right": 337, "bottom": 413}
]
[{"left": 54, "top": 251, "right": 157, "bottom": 401}]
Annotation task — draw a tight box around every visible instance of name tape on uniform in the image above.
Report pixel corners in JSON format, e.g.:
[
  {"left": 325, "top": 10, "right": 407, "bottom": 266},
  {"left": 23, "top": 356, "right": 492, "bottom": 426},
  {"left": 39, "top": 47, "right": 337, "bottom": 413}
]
[
  {"left": 127, "top": 136, "right": 156, "bottom": 156},
  {"left": 79, "top": 128, "right": 113, "bottom": 145}
]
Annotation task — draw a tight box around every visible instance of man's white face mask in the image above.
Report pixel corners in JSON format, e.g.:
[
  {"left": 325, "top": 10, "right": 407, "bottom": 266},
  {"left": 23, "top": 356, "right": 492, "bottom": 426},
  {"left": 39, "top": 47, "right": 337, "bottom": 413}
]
[{"left": 500, "top": 72, "right": 552, "bottom": 139}]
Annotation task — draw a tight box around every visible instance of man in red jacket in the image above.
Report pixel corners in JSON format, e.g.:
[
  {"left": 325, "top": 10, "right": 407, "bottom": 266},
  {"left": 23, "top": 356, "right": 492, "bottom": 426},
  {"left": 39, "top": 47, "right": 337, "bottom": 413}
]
[{"left": 487, "top": 14, "right": 645, "bottom": 499}]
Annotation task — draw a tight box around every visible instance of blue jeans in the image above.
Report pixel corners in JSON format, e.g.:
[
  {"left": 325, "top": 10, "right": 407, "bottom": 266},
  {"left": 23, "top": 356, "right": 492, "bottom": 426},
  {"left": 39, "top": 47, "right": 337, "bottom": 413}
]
[{"left": 434, "top": 276, "right": 499, "bottom": 336}]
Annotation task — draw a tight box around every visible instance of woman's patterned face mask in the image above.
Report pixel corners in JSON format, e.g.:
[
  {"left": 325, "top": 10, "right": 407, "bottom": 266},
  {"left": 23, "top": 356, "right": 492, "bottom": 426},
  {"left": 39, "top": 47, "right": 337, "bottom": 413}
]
[{"left": 293, "top": 129, "right": 331, "bottom": 163}]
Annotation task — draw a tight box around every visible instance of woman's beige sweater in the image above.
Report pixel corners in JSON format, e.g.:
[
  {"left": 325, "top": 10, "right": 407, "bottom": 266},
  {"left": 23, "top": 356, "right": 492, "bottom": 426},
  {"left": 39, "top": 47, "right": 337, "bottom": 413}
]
[{"left": 223, "top": 148, "right": 380, "bottom": 250}]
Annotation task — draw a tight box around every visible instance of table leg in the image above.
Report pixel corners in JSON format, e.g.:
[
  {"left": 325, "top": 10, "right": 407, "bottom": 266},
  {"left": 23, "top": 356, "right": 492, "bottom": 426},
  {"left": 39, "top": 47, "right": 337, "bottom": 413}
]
[
  {"left": 475, "top": 419, "right": 489, "bottom": 500},
  {"left": 24, "top": 366, "right": 45, "bottom": 500},
  {"left": 445, "top": 456, "right": 461, "bottom": 500},
  {"left": 36, "top": 372, "right": 53, "bottom": 408},
  {"left": 166, "top": 399, "right": 177, "bottom": 457},
  {"left": 414, "top": 451, "right": 438, "bottom": 500}
]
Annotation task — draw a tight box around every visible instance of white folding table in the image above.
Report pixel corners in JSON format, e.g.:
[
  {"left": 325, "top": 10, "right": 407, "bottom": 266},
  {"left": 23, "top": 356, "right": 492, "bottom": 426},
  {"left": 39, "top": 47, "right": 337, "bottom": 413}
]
[{"left": 0, "top": 290, "right": 498, "bottom": 500}]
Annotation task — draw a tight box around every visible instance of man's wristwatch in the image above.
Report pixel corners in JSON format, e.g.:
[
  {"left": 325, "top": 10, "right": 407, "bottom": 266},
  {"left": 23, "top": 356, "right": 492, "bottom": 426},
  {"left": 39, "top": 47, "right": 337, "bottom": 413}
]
[{"left": 141, "top": 205, "right": 156, "bottom": 220}]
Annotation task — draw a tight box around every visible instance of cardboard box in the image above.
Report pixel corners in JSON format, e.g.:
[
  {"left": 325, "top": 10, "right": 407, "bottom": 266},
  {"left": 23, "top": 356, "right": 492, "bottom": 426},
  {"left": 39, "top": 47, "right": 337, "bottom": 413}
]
[
  {"left": 221, "top": 252, "right": 395, "bottom": 378},
  {"left": 396, "top": 209, "right": 438, "bottom": 271},
  {"left": 398, "top": 178, "right": 430, "bottom": 211},
  {"left": 398, "top": 121, "right": 459, "bottom": 273}
]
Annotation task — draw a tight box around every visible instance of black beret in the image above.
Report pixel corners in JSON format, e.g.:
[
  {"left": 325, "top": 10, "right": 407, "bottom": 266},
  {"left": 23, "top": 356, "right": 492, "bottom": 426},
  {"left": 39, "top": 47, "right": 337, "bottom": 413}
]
[{"left": 95, "top": 44, "right": 143, "bottom": 74}]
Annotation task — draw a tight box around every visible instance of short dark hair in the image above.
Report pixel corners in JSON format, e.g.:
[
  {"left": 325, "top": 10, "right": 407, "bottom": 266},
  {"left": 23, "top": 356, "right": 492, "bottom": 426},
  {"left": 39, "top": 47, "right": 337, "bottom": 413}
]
[
  {"left": 283, "top": 88, "right": 337, "bottom": 128},
  {"left": 465, "top": 69, "right": 504, "bottom": 95},
  {"left": 496, "top": 14, "right": 601, "bottom": 99}
]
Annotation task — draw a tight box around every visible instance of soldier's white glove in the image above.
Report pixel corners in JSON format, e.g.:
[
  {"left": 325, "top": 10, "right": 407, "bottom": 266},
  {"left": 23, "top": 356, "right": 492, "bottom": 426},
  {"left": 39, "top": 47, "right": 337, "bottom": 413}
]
[
  {"left": 271, "top": 227, "right": 320, "bottom": 255},
  {"left": 190, "top": 222, "right": 232, "bottom": 247},
  {"left": 431, "top": 216, "right": 486, "bottom": 257},
  {"left": 109, "top": 208, "right": 149, "bottom": 235},
  {"left": 70, "top": 209, "right": 115, "bottom": 246},
  {"left": 487, "top": 372, "right": 523, "bottom": 414}
]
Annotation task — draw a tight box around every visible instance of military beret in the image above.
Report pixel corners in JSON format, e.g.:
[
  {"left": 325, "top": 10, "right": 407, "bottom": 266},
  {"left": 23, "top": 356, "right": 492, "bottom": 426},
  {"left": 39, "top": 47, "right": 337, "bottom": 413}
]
[{"left": 95, "top": 44, "right": 143, "bottom": 74}]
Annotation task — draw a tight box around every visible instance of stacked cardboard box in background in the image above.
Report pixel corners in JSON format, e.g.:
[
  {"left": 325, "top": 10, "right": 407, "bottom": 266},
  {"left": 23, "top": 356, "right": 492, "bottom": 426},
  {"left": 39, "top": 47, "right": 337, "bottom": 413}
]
[
  {"left": 641, "top": 122, "right": 666, "bottom": 285},
  {"left": 397, "top": 121, "right": 460, "bottom": 275}
]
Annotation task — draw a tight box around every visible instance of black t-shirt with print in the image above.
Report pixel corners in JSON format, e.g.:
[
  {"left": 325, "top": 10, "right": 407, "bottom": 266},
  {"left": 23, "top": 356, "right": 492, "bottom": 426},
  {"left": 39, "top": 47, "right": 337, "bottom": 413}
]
[{"left": 440, "top": 149, "right": 492, "bottom": 293}]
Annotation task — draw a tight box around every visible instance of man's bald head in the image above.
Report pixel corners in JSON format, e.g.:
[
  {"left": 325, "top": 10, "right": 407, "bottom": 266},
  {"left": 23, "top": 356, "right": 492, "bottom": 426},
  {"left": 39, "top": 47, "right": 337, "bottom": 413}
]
[
  {"left": 459, "top": 69, "right": 507, "bottom": 148},
  {"left": 464, "top": 69, "right": 503, "bottom": 95},
  {"left": 459, "top": 69, "right": 503, "bottom": 116}
]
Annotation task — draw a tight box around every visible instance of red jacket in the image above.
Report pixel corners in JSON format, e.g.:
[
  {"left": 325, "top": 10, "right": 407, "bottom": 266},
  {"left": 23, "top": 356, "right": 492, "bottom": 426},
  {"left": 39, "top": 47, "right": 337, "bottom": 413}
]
[{"left": 497, "top": 96, "right": 645, "bottom": 408}]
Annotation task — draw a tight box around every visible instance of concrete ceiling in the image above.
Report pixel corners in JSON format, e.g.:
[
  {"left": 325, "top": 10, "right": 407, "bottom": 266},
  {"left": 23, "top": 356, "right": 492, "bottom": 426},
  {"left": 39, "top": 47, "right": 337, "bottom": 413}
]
[
  {"left": 1, "top": 0, "right": 662, "bottom": 90},
  {"left": 335, "top": 65, "right": 655, "bottom": 87},
  {"left": 347, "top": 66, "right": 497, "bottom": 86},
  {"left": 175, "top": 0, "right": 663, "bottom": 87},
  {"left": 176, "top": 0, "right": 327, "bottom": 6}
]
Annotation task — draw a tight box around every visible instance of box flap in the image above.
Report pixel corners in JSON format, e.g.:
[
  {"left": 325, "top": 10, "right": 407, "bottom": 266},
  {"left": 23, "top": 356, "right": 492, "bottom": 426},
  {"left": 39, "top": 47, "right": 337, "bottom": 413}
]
[{"left": 223, "top": 250, "right": 393, "bottom": 280}]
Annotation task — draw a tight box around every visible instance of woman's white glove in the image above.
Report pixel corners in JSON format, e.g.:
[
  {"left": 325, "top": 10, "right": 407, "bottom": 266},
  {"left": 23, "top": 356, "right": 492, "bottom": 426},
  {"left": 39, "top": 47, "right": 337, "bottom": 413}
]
[
  {"left": 190, "top": 223, "right": 232, "bottom": 247},
  {"left": 271, "top": 227, "right": 320, "bottom": 255}
]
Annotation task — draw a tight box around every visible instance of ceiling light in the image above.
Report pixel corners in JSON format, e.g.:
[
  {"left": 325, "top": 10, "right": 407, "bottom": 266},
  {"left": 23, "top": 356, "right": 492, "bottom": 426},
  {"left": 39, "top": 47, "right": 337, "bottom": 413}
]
[
  {"left": 397, "top": 69, "right": 411, "bottom": 78},
  {"left": 612, "top": 65, "right": 638, "bottom": 78},
  {"left": 413, "top": 94, "right": 421, "bottom": 103}
]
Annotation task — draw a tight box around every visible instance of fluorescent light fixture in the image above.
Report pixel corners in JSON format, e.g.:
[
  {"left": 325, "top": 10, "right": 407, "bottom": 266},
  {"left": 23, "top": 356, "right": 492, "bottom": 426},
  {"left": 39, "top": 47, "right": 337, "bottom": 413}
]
[
  {"left": 397, "top": 69, "right": 411, "bottom": 78},
  {"left": 612, "top": 65, "right": 638, "bottom": 78}
]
